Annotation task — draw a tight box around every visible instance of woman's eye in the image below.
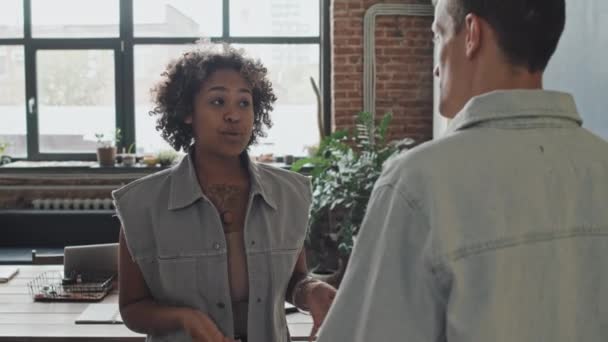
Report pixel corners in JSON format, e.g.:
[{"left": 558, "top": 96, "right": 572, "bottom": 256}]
[
  {"left": 239, "top": 100, "right": 251, "bottom": 107},
  {"left": 211, "top": 98, "right": 224, "bottom": 106}
]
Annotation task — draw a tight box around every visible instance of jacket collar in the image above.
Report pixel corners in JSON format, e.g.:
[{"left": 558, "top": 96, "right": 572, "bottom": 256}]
[
  {"left": 168, "top": 149, "right": 277, "bottom": 211},
  {"left": 445, "top": 89, "right": 582, "bottom": 135}
]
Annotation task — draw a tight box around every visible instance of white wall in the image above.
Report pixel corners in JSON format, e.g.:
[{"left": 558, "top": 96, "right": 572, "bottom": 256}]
[{"left": 544, "top": 0, "right": 608, "bottom": 140}]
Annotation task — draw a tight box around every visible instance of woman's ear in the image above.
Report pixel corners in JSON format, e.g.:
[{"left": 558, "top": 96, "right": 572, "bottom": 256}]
[{"left": 184, "top": 115, "right": 193, "bottom": 124}]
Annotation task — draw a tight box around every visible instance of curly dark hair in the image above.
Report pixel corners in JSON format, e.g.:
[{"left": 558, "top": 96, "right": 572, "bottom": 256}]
[{"left": 150, "top": 45, "right": 276, "bottom": 152}]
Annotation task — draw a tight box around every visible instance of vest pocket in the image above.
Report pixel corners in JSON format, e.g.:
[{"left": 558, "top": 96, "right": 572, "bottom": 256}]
[
  {"left": 269, "top": 248, "right": 299, "bottom": 342},
  {"left": 156, "top": 256, "right": 199, "bottom": 307}
]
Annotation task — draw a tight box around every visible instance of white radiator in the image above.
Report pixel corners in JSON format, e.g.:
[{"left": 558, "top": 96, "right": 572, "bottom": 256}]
[{"left": 31, "top": 198, "right": 114, "bottom": 211}]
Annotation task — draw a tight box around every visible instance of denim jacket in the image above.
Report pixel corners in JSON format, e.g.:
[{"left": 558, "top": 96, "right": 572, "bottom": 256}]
[
  {"left": 113, "top": 152, "right": 311, "bottom": 342},
  {"left": 317, "top": 90, "right": 608, "bottom": 342}
]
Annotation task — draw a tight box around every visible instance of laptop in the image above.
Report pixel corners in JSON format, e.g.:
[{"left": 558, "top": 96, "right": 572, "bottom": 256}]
[{"left": 63, "top": 243, "right": 118, "bottom": 278}]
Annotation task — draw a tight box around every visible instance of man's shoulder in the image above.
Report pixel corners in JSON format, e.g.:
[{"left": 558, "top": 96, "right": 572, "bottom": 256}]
[
  {"left": 383, "top": 136, "right": 459, "bottom": 174},
  {"left": 377, "top": 133, "right": 478, "bottom": 197}
]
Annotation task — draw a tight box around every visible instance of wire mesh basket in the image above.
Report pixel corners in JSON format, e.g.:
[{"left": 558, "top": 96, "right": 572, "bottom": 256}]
[{"left": 27, "top": 271, "right": 114, "bottom": 302}]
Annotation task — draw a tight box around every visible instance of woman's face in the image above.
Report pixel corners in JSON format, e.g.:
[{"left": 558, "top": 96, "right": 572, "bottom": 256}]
[{"left": 185, "top": 68, "right": 255, "bottom": 158}]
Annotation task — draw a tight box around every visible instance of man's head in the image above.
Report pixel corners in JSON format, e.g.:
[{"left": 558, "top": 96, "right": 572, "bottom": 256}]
[{"left": 432, "top": 0, "right": 566, "bottom": 118}]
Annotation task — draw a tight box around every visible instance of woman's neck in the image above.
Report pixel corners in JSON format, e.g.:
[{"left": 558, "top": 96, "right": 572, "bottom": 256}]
[{"left": 193, "top": 148, "right": 249, "bottom": 186}]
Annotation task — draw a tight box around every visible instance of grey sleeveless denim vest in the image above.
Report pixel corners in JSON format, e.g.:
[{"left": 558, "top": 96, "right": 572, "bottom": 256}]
[{"left": 113, "top": 153, "right": 311, "bottom": 342}]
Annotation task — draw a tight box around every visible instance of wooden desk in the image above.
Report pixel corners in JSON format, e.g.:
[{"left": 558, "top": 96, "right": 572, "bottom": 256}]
[{"left": 0, "top": 265, "right": 313, "bottom": 341}]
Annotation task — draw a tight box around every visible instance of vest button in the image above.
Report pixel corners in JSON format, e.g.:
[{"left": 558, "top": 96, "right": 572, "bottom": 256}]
[
  {"left": 213, "top": 242, "right": 221, "bottom": 250},
  {"left": 217, "top": 302, "right": 225, "bottom": 309}
]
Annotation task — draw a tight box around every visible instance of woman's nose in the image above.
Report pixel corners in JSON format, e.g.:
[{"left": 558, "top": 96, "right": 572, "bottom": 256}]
[{"left": 223, "top": 110, "right": 240, "bottom": 123}]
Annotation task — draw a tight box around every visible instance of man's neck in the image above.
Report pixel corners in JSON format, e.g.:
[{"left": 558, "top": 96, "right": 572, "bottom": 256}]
[{"left": 472, "top": 63, "right": 543, "bottom": 97}]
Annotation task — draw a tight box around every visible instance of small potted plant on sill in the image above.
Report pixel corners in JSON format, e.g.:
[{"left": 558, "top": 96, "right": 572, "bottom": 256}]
[
  {"left": 0, "top": 142, "right": 11, "bottom": 165},
  {"left": 95, "top": 129, "right": 121, "bottom": 167},
  {"left": 121, "top": 143, "right": 137, "bottom": 167},
  {"left": 142, "top": 154, "right": 159, "bottom": 167},
  {"left": 157, "top": 149, "right": 179, "bottom": 167}
]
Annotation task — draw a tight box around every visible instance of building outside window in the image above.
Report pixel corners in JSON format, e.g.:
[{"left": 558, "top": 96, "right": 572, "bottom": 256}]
[{"left": 0, "top": 0, "right": 326, "bottom": 161}]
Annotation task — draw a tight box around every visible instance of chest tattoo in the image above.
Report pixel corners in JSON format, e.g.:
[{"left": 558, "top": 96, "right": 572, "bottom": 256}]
[{"left": 204, "top": 184, "right": 248, "bottom": 232}]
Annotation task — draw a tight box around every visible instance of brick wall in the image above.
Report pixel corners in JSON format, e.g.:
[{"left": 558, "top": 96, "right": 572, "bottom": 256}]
[{"left": 332, "top": 0, "right": 434, "bottom": 143}]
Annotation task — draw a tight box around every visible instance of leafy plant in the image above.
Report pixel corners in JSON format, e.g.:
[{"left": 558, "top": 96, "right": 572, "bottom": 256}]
[
  {"left": 157, "top": 149, "right": 179, "bottom": 167},
  {"left": 126, "top": 142, "right": 135, "bottom": 154},
  {"left": 293, "top": 112, "right": 413, "bottom": 269},
  {"left": 95, "top": 129, "right": 121, "bottom": 148},
  {"left": 0, "top": 142, "right": 8, "bottom": 156}
]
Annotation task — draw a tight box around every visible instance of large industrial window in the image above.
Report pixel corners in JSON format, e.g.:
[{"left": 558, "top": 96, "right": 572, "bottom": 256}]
[{"left": 0, "top": 0, "right": 330, "bottom": 160}]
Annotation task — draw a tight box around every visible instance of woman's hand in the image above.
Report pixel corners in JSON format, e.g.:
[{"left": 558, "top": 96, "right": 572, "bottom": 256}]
[
  {"left": 305, "top": 281, "right": 337, "bottom": 341},
  {"left": 180, "top": 308, "right": 236, "bottom": 342}
]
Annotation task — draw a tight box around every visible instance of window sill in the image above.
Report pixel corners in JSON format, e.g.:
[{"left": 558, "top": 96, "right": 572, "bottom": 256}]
[
  {"left": 0, "top": 160, "right": 307, "bottom": 173},
  {"left": 0, "top": 161, "right": 168, "bottom": 174},
  {"left": 0, "top": 247, "right": 64, "bottom": 265}
]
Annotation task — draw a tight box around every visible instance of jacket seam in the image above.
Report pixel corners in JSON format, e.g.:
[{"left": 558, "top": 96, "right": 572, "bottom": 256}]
[
  {"left": 444, "top": 226, "right": 608, "bottom": 262},
  {"left": 373, "top": 182, "right": 425, "bottom": 215},
  {"left": 374, "top": 183, "right": 449, "bottom": 286}
]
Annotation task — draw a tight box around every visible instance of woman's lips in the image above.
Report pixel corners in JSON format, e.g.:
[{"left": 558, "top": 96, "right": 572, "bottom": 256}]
[{"left": 219, "top": 130, "right": 244, "bottom": 142}]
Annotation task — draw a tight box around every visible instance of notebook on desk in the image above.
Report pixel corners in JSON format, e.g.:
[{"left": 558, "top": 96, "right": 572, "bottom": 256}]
[
  {"left": 0, "top": 267, "right": 19, "bottom": 283},
  {"left": 285, "top": 302, "right": 298, "bottom": 313},
  {"left": 75, "top": 303, "right": 123, "bottom": 324}
]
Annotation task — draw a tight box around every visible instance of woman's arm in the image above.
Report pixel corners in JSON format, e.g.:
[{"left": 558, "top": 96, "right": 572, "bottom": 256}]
[
  {"left": 118, "top": 228, "right": 233, "bottom": 342},
  {"left": 285, "top": 249, "right": 309, "bottom": 306},
  {"left": 286, "top": 249, "right": 337, "bottom": 340}
]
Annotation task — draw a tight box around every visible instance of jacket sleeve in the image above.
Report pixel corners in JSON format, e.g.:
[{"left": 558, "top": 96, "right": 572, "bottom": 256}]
[{"left": 316, "top": 183, "right": 448, "bottom": 342}]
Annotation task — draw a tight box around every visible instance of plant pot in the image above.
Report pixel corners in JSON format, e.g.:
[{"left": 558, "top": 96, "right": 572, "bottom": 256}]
[
  {"left": 309, "top": 253, "right": 350, "bottom": 289},
  {"left": 96, "top": 147, "right": 116, "bottom": 167},
  {"left": 122, "top": 154, "right": 136, "bottom": 167},
  {"left": 142, "top": 154, "right": 159, "bottom": 167},
  {"left": 0, "top": 155, "right": 11, "bottom": 165}
]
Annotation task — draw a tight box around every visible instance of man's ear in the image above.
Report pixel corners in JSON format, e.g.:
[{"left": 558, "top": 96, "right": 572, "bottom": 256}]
[{"left": 464, "top": 13, "right": 482, "bottom": 59}]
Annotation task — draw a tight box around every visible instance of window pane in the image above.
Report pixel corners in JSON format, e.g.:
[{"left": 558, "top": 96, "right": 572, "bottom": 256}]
[
  {"left": 134, "top": 45, "right": 192, "bottom": 154},
  {"left": 134, "top": 0, "right": 222, "bottom": 37},
  {"left": 0, "top": 0, "right": 23, "bottom": 38},
  {"left": 32, "top": 0, "right": 119, "bottom": 38},
  {"left": 230, "top": 0, "right": 319, "bottom": 37},
  {"left": 0, "top": 46, "right": 26, "bottom": 157},
  {"left": 134, "top": 44, "right": 320, "bottom": 157},
  {"left": 235, "top": 44, "right": 320, "bottom": 158},
  {"left": 37, "top": 50, "right": 115, "bottom": 153}
]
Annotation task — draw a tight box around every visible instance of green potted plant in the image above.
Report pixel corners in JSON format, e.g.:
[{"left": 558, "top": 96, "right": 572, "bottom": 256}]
[
  {"left": 95, "top": 129, "right": 121, "bottom": 167},
  {"left": 157, "top": 149, "right": 179, "bottom": 167},
  {"left": 0, "top": 142, "right": 10, "bottom": 165},
  {"left": 292, "top": 111, "right": 415, "bottom": 286}
]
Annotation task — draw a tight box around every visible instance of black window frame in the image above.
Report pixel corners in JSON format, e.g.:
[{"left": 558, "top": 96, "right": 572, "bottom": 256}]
[{"left": 0, "top": 0, "right": 331, "bottom": 161}]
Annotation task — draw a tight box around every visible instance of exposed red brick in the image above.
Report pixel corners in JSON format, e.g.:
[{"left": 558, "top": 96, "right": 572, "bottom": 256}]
[{"left": 332, "top": 0, "right": 434, "bottom": 143}]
